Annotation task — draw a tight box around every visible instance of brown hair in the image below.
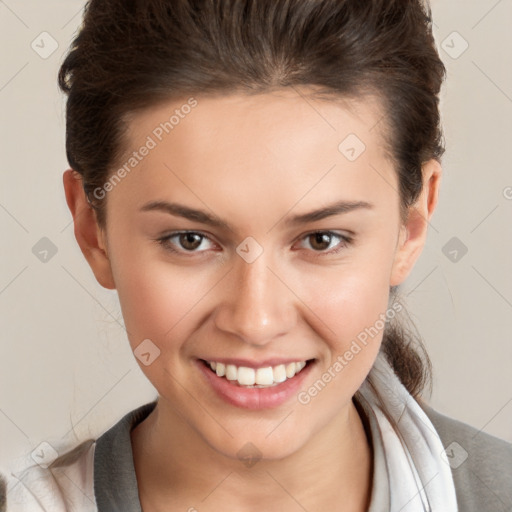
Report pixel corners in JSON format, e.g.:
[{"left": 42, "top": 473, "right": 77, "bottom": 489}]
[{"left": 58, "top": 0, "right": 445, "bottom": 399}]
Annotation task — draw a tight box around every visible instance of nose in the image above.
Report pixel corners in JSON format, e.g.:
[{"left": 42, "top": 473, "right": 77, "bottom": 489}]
[{"left": 213, "top": 251, "right": 297, "bottom": 346}]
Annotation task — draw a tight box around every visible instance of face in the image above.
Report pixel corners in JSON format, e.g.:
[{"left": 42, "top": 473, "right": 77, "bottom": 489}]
[{"left": 77, "top": 88, "right": 431, "bottom": 461}]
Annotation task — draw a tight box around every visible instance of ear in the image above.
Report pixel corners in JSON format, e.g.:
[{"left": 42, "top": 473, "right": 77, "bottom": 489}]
[
  {"left": 63, "top": 169, "right": 116, "bottom": 290},
  {"left": 390, "top": 159, "right": 442, "bottom": 286}
]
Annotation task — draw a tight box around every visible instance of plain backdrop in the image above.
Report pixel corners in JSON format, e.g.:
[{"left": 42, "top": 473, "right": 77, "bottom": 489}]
[{"left": 1, "top": 0, "right": 511, "bottom": 473}]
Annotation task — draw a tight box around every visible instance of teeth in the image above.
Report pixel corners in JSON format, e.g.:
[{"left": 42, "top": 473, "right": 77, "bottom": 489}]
[
  {"left": 273, "top": 364, "right": 287, "bottom": 383},
  {"left": 285, "top": 362, "right": 296, "bottom": 378},
  {"left": 207, "top": 360, "right": 309, "bottom": 387},
  {"left": 238, "top": 366, "right": 255, "bottom": 385},
  {"left": 255, "top": 367, "right": 273, "bottom": 385},
  {"left": 225, "top": 364, "right": 238, "bottom": 381},
  {"left": 215, "top": 362, "right": 225, "bottom": 377}
]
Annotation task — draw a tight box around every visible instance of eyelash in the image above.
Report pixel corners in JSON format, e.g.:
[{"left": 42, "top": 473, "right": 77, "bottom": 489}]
[{"left": 155, "top": 230, "right": 354, "bottom": 257}]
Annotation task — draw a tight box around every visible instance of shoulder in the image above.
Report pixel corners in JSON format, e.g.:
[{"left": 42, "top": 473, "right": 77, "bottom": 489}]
[
  {"left": 419, "top": 400, "right": 512, "bottom": 512},
  {"left": 0, "top": 440, "right": 97, "bottom": 512},
  {"left": 0, "top": 401, "right": 156, "bottom": 512},
  {"left": 0, "top": 464, "right": 67, "bottom": 512}
]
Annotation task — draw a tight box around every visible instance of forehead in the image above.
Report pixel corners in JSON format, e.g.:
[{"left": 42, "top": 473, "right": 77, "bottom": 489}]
[
  {"left": 110, "top": 89, "right": 397, "bottom": 222},
  {"left": 121, "top": 88, "right": 390, "bottom": 166}
]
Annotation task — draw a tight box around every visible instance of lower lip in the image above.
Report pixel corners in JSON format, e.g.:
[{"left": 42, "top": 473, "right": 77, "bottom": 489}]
[{"left": 196, "top": 359, "right": 315, "bottom": 410}]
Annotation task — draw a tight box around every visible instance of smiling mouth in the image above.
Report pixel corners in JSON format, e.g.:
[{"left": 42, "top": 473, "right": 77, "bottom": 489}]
[{"left": 199, "top": 359, "right": 316, "bottom": 388}]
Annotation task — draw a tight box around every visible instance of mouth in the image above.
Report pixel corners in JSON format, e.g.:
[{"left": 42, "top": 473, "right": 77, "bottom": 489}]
[
  {"left": 196, "top": 358, "right": 317, "bottom": 409},
  {"left": 200, "top": 359, "right": 315, "bottom": 388}
]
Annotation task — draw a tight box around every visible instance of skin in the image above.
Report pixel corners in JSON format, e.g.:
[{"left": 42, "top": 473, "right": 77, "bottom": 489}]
[{"left": 63, "top": 88, "right": 442, "bottom": 511}]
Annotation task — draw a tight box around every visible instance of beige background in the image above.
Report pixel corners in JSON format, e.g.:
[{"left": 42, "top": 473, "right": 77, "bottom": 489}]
[{"left": 1, "top": 0, "right": 511, "bottom": 473}]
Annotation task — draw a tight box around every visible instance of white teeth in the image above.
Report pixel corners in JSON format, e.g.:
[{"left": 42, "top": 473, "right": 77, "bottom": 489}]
[
  {"left": 255, "top": 367, "right": 274, "bottom": 385},
  {"left": 272, "top": 364, "right": 287, "bottom": 383},
  {"left": 237, "top": 366, "right": 255, "bottom": 385},
  {"left": 215, "top": 362, "right": 225, "bottom": 377},
  {"left": 225, "top": 364, "right": 238, "bottom": 381},
  {"left": 207, "top": 360, "right": 310, "bottom": 387},
  {"left": 285, "top": 362, "right": 296, "bottom": 378}
]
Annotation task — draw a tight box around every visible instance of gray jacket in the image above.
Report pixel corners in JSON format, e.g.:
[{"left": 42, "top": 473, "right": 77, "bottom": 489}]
[{"left": 420, "top": 402, "right": 512, "bottom": 511}]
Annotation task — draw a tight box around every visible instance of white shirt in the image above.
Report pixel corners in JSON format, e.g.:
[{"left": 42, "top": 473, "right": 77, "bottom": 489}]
[{"left": 4, "top": 442, "right": 96, "bottom": 511}]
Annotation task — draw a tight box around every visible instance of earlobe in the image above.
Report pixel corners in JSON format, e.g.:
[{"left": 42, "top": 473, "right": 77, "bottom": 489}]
[
  {"left": 63, "top": 169, "right": 116, "bottom": 290},
  {"left": 389, "top": 159, "right": 442, "bottom": 286}
]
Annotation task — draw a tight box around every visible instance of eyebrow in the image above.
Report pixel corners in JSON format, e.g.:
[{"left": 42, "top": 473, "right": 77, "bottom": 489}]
[{"left": 140, "top": 199, "right": 374, "bottom": 229}]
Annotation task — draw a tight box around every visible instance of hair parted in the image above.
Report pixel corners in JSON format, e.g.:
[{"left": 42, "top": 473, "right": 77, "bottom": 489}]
[{"left": 58, "top": 0, "right": 446, "bottom": 400}]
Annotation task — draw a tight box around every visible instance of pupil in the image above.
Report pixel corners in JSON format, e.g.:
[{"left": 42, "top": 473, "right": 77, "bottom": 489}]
[
  {"left": 180, "top": 233, "right": 201, "bottom": 250},
  {"left": 311, "top": 233, "right": 330, "bottom": 250}
]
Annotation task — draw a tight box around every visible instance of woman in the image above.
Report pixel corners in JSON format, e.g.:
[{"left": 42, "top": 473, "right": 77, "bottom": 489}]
[{"left": 2, "top": 0, "right": 511, "bottom": 510}]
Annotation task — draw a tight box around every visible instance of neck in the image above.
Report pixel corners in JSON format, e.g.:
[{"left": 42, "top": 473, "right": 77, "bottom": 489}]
[{"left": 131, "top": 397, "right": 373, "bottom": 512}]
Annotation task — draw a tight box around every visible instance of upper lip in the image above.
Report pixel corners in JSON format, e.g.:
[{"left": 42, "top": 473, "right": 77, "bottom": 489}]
[{"left": 200, "top": 357, "right": 314, "bottom": 369}]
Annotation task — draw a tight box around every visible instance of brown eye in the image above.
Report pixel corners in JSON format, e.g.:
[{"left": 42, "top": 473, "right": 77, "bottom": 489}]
[
  {"left": 156, "top": 231, "right": 214, "bottom": 254},
  {"left": 296, "top": 231, "right": 353, "bottom": 256},
  {"left": 179, "top": 232, "right": 203, "bottom": 250},
  {"left": 308, "top": 232, "right": 334, "bottom": 251}
]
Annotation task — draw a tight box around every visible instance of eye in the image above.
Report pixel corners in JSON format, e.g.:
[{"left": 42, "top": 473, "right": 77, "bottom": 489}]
[
  {"left": 156, "top": 231, "right": 216, "bottom": 254},
  {"left": 155, "top": 230, "right": 353, "bottom": 257},
  {"left": 296, "top": 231, "right": 353, "bottom": 255}
]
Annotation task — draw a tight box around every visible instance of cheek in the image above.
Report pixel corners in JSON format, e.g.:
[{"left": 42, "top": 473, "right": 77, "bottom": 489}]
[
  {"left": 304, "top": 252, "right": 393, "bottom": 341},
  {"left": 294, "top": 265, "right": 391, "bottom": 414},
  {"left": 111, "top": 250, "right": 208, "bottom": 351},
  {"left": 298, "top": 240, "right": 395, "bottom": 381},
  {"left": 307, "top": 270, "right": 389, "bottom": 365}
]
